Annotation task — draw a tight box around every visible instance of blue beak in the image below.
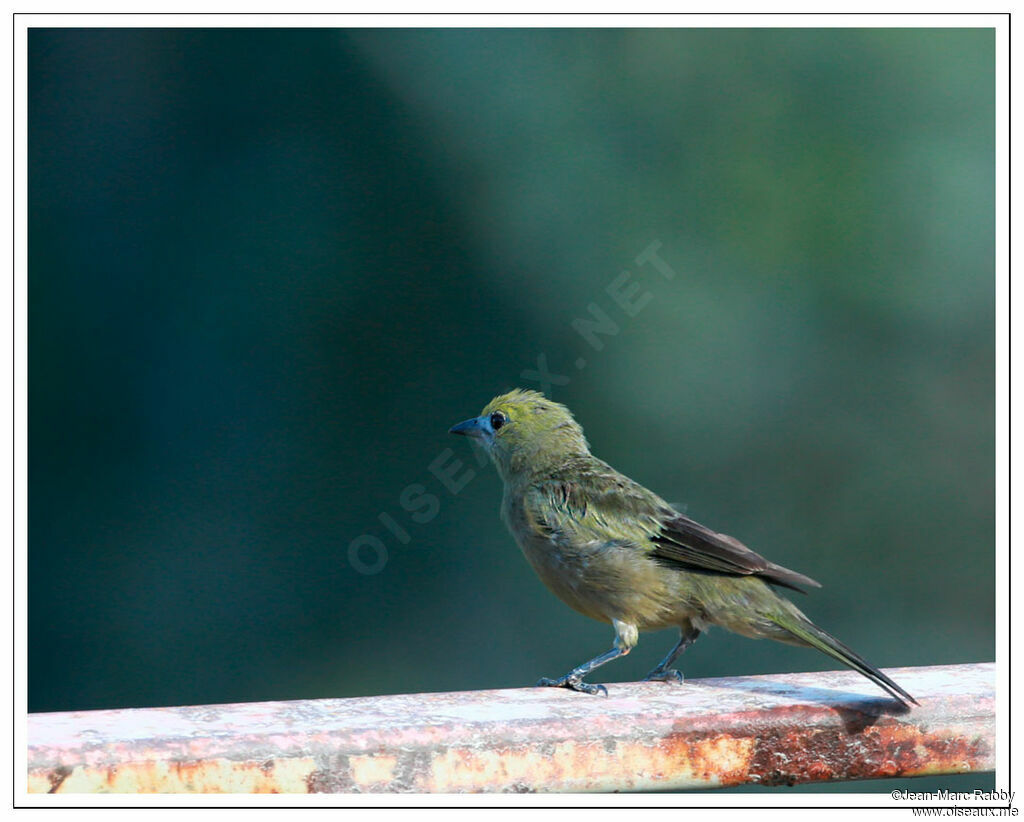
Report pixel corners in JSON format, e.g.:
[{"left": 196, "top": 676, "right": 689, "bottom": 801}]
[{"left": 449, "top": 417, "right": 486, "bottom": 438}]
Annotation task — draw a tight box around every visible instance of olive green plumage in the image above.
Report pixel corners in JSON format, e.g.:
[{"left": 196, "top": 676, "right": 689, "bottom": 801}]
[{"left": 449, "top": 388, "right": 915, "bottom": 705}]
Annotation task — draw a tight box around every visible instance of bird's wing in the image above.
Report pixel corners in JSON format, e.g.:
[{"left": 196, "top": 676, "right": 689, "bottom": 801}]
[
  {"left": 651, "top": 512, "right": 821, "bottom": 592},
  {"left": 526, "top": 460, "right": 820, "bottom": 593}
]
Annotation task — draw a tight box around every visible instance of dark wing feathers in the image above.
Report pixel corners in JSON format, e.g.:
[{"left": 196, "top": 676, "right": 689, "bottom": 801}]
[
  {"left": 530, "top": 458, "right": 821, "bottom": 594},
  {"left": 651, "top": 513, "right": 821, "bottom": 593}
]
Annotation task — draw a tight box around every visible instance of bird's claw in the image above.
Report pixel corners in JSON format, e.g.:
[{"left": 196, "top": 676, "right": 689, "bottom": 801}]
[
  {"left": 535, "top": 675, "right": 608, "bottom": 696},
  {"left": 643, "top": 668, "right": 684, "bottom": 683}
]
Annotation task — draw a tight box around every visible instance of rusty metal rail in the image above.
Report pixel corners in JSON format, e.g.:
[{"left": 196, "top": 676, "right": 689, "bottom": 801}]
[{"left": 27, "top": 663, "right": 993, "bottom": 793}]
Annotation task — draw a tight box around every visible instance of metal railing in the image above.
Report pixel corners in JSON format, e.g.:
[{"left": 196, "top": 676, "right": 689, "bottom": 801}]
[{"left": 27, "top": 662, "right": 993, "bottom": 793}]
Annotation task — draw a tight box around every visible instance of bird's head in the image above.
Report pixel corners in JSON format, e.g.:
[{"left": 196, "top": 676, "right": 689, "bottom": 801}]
[{"left": 449, "top": 389, "right": 590, "bottom": 482}]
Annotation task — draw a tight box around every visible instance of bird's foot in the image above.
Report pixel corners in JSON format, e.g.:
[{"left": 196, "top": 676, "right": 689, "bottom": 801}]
[
  {"left": 643, "top": 668, "right": 684, "bottom": 683},
  {"left": 535, "top": 675, "right": 608, "bottom": 696}
]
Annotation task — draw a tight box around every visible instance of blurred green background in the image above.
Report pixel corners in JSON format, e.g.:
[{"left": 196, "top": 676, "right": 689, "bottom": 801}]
[{"left": 29, "top": 28, "right": 994, "bottom": 792}]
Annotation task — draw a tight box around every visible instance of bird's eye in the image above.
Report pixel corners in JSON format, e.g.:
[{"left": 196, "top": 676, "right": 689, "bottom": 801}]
[{"left": 490, "top": 411, "right": 507, "bottom": 431}]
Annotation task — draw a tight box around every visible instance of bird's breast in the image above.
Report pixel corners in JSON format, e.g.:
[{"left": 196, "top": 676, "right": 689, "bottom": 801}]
[
  {"left": 500, "top": 489, "right": 605, "bottom": 621},
  {"left": 500, "top": 488, "right": 684, "bottom": 628}
]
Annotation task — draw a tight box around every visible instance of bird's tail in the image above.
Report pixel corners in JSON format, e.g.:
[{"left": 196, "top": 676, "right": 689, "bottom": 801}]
[{"left": 769, "top": 611, "right": 918, "bottom": 706}]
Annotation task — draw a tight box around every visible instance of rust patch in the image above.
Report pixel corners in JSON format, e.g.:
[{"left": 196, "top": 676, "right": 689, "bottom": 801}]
[
  {"left": 414, "top": 734, "right": 755, "bottom": 793},
  {"left": 655, "top": 729, "right": 757, "bottom": 786},
  {"left": 743, "top": 718, "right": 994, "bottom": 787},
  {"left": 47, "top": 766, "right": 71, "bottom": 794},
  {"left": 33, "top": 757, "right": 319, "bottom": 793}
]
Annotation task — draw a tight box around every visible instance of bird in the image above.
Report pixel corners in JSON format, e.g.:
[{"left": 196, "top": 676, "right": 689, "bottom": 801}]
[{"left": 449, "top": 388, "right": 916, "bottom": 705}]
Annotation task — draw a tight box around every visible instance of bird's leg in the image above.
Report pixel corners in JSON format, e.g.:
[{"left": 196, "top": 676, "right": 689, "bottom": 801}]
[
  {"left": 643, "top": 624, "right": 701, "bottom": 683},
  {"left": 536, "top": 619, "right": 637, "bottom": 696},
  {"left": 535, "top": 646, "right": 627, "bottom": 696}
]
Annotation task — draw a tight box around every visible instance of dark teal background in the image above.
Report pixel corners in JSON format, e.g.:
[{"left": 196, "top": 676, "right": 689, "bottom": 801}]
[{"left": 29, "top": 28, "right": 994, "bottom": 793}]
